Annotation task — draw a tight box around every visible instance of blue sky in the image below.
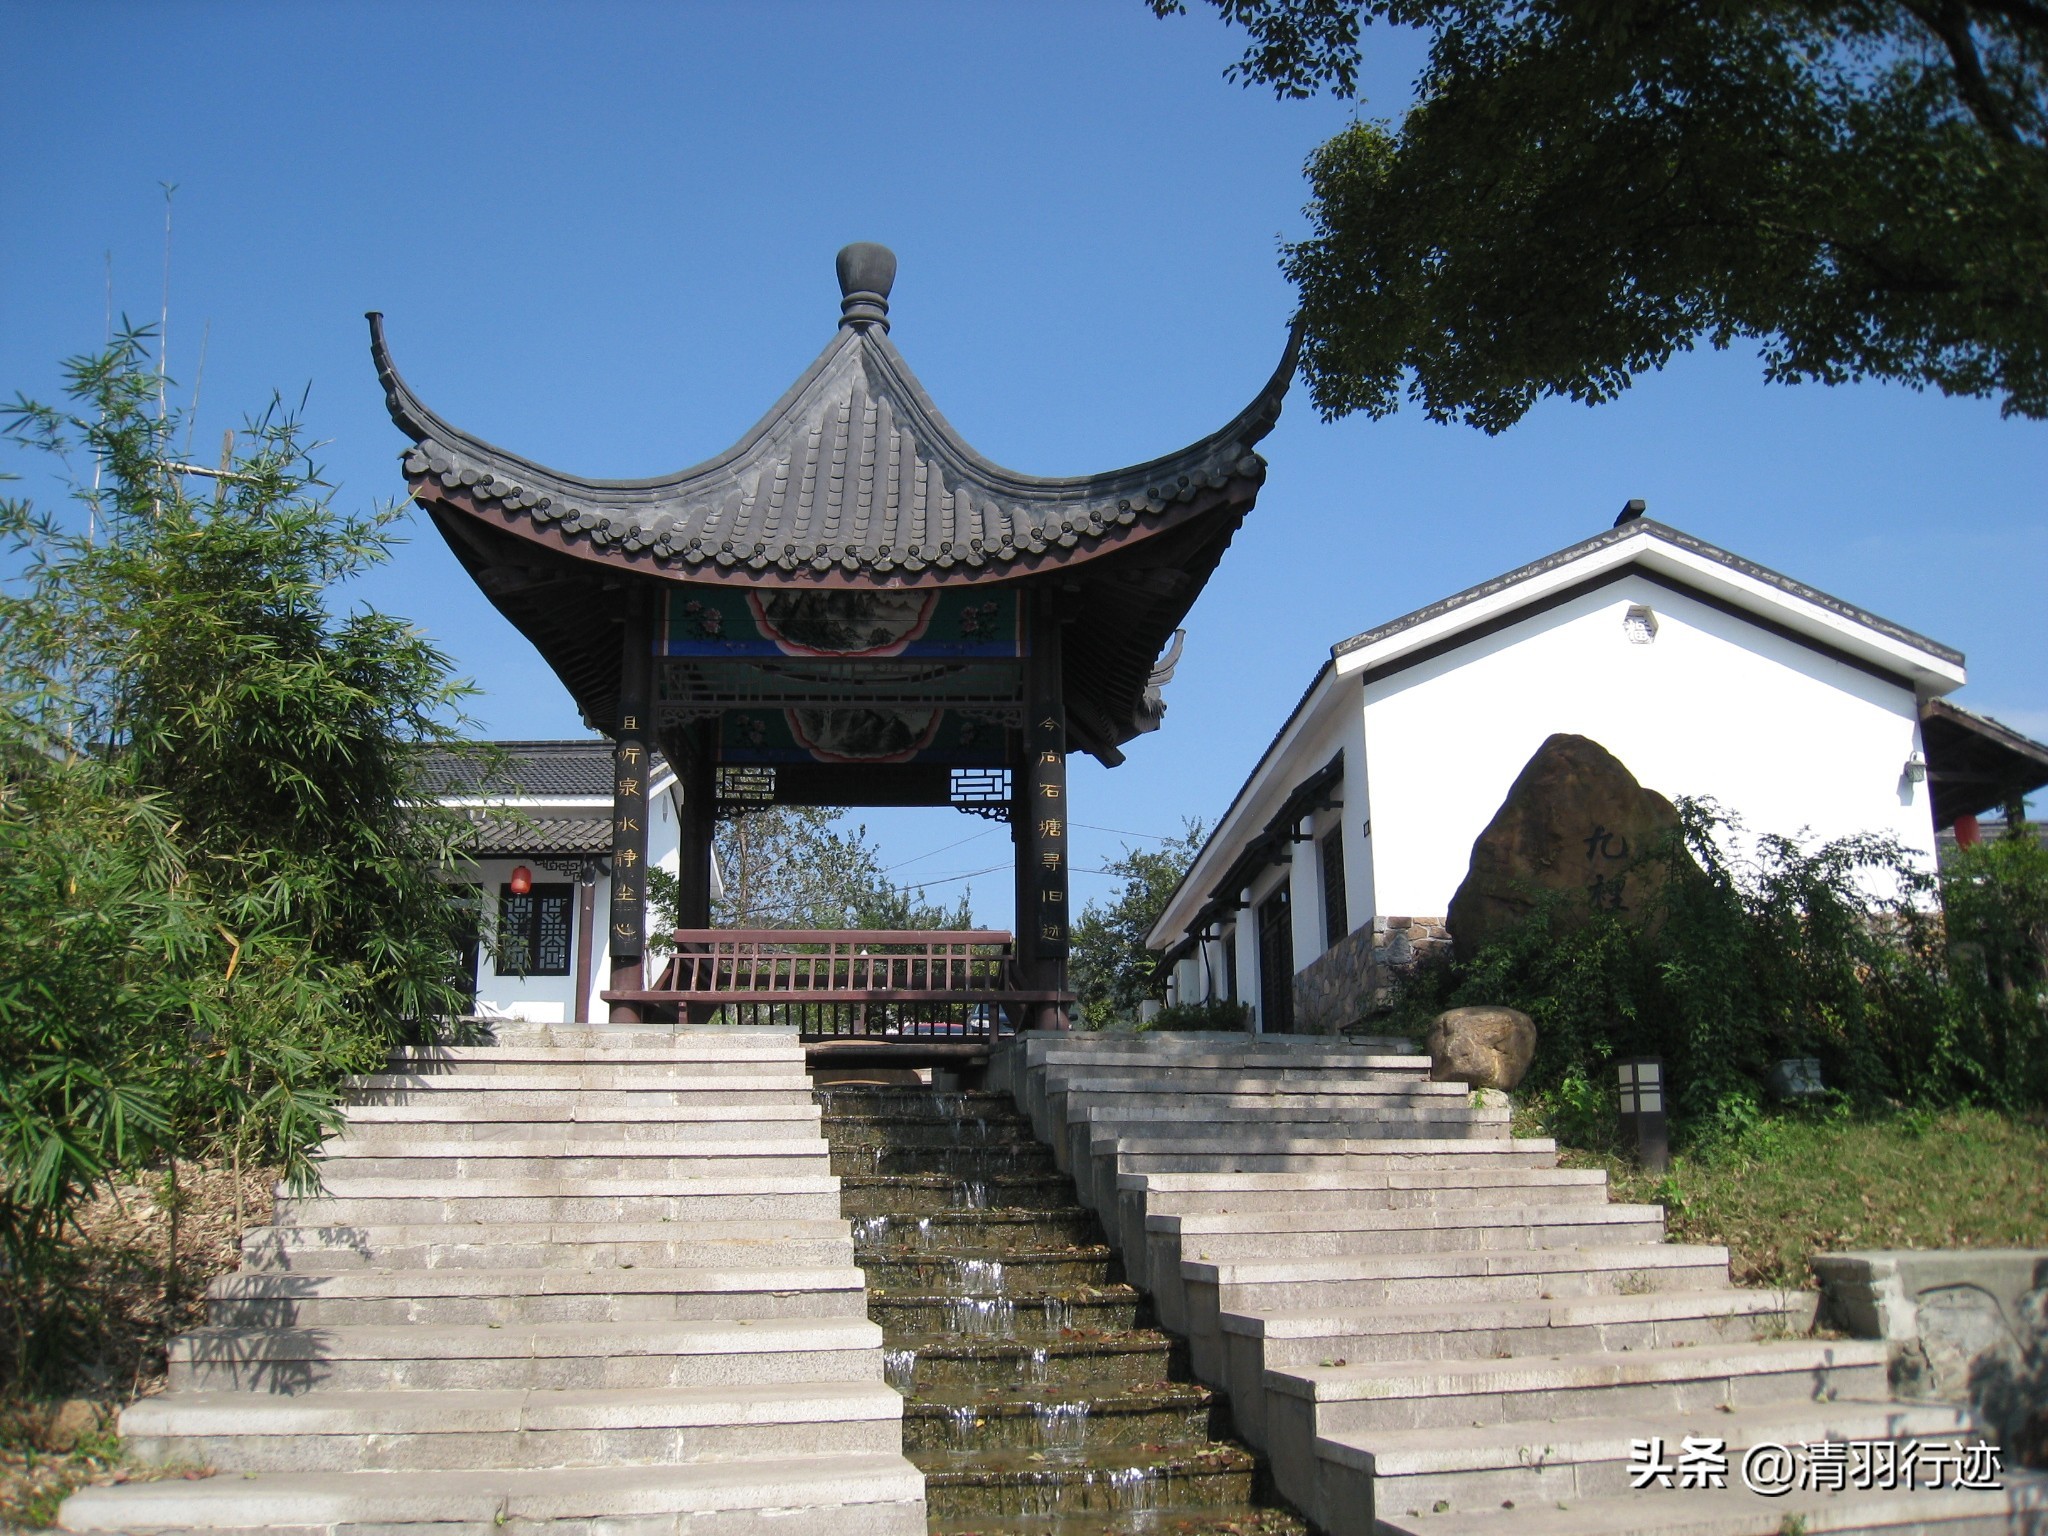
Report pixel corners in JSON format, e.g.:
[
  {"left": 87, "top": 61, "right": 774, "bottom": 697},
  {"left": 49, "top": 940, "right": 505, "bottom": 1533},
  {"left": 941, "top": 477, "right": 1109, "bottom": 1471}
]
[{"left": 6, "top": 1, "right": 2043, "bottom": 927}]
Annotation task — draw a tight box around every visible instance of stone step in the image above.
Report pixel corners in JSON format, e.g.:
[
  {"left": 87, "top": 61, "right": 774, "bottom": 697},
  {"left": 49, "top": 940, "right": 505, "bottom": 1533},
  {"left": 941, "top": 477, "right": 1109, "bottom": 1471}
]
[
  {"left": 1233, "top": 1288, "right": 1817, "bottom": 1370},
  {"left": 123, "top": 1380, "right": 904, "bottom": 1472},
  {"left": 347, "top": 1075, "right": 817, "bottom": 1106},
  {"left": 392, "top": 1044, "right": 804, "bottom": 1068},
  {"left": 317, "top": 1141, "right": 834, "bottom": 1180},
  {"left": 1111, "top": 1166, "right": 1612, "bottom": 1262},
  {"left": 241, "top": 1218, "right": 854, "bottom": 1272},
  {"left": 483, "top": 1022, "right": 801, "bottom": 1045},
  {"left": 332, "top": 1102, "right": 824, "bottom": 1140},
  {"left": 871, "top": 1288, "right": 1143, "bottom": 1340},
  {"left": 381, "top": 1062, "right": 810, "bottom": 1085},
  {"left": 901, "top": 1382, "right": 1221, "bottom": 1454},
  {"left": 1111, "top": 1135, "right": 1552, "bottom": 1163},
  {"left": 1150, "top": 1211, "right": 1666, "bottom": 1346},
  {"left": 1055, "top": 1080, "right": 1472, "bottom": 1106},
  {"left": 1033, "top": 1050, "right": 1428, "bottom": 1072},
  {"left": 1121, "top": 1170, "right": 1607, "bottom": 1224},
  {"left": 60, "top": 1452, "right": 927, "bottom": 1534},
  {"left": 851, "top": 1208, "right": 1101, "bottom": 1254},
  {"left": 820, "top": 1115, "right": 1037, "bottom": 1148},
  {"left": 917, "top": 1441, "right": 1262, "bottom": 1524},
  {"left": 1082, "top": 1107, "right": 1505, "bottom": 1134},
  {"left": 840, "top": 1173, "right": 1075, "bottom": 1217},
  {"left": 1336, "top": 1397, "right": 1988, "bottom": 1518},
  {"left": 1267, "top": 1340, "right": 1891, "bottom": 1437},
  {"left": 815, "top": 1091, "right": 1022, "bottom": 1121},
  {"left": 1160, "top": 1203, "right": 1669, "bottom": 1265},
  {"left": 361, "top": 1064, "right": 813, "bottom": 1089},
  {"left": 1085, "top": 1132, "right": 1536, "bottom": 1209},
  {"left": 1215, "top": 1289, "right": 1816, "bottom": 1444},
  {"left": 860, "top": 1248, "right": 1119, "bottom": 1294},
  {"left": 833, "top": 1145, "right": 1060, "bottom": 1181},
  {"left": 274, "top": 1176, "right": 844, "bottom": 1227},
  {"left": 1188, "top": 1243, "right": 1737, "bottom": 1311},
  {"left": 168, "top": 1316, "right": 885, "bottom": 1394},
  {"left": 1369, "top": 1475, "right": 2034, "bottom": 1536},
  {"left": 1131, "top": 1173, "right": 1610, "bottom": 1220},
  {"left": 205, "top": 1265, "right": 870, "bottom": 1327},
  {"left": 885, "top": 1331, "right": 1182, "bottom": 1396}
]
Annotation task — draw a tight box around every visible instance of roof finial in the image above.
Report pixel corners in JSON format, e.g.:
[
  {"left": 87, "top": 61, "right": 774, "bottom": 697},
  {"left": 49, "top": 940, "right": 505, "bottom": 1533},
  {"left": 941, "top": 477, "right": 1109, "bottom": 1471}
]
[{"left": 836, "top": 243, "right": 896, "bottom": 331}]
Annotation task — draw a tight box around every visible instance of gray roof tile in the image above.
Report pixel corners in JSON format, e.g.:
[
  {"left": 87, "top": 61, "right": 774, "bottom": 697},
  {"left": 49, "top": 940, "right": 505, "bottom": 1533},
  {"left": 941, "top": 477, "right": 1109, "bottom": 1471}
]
[
  {"left": 369, "top": 309, "right": 1296, "bottom": 584},
  {"left": 419, "top": 739, "right": 665, "bottom": 798}
]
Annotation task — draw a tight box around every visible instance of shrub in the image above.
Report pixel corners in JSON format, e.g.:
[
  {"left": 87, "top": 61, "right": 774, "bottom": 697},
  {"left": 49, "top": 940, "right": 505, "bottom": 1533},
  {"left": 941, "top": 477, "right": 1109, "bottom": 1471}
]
[
  {"left": 1139, "top": 999, "right": 1253, "bottom": 1032},
  {"left": 1937, "top": 834, "right": 2048, "bottom": 1108},
  {"left": 0, "top": 329, "right": 477, "bottom": 1388},
  {"left": 1389, "top": 800, "right": 2048, "bottom": 1123}
]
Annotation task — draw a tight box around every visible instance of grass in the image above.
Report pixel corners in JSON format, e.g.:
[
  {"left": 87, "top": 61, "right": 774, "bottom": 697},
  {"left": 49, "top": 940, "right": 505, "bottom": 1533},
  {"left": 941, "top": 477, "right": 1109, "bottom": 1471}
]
[
  {"left": 0, "top": 1412, "right": 125, "bottom": 1530},
  {"left": 1525, "top": 1098, "right": 2048, "bottom": 1289}
]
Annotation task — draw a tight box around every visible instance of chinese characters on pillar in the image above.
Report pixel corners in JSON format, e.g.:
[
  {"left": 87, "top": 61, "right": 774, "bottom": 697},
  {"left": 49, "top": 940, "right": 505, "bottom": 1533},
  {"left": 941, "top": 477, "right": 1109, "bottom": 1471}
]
[
  {"left": 610, "top": 718, "right": 650, "bottom": 958},
  {"left": 1030, "top": 714, "right": 1068, "bottom": 957}
]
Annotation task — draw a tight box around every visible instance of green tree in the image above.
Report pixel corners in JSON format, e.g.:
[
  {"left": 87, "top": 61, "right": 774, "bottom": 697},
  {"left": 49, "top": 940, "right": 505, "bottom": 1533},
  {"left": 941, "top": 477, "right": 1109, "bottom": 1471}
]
[
  {"left": 1155, "top": 0, "right": 2048, "bottom": 431},
  {"left": 0, "top": 328, "right": 478, "bottom": 1384},
  {"left": 648, "top": 806, "right": 972, "bottom": 935},
  {"left": 1071, "top": 821, "right": 1206, "bottom": 1029},
  {"left": 1938, "top": 831, "right": 2048, "bottom": 1106}
]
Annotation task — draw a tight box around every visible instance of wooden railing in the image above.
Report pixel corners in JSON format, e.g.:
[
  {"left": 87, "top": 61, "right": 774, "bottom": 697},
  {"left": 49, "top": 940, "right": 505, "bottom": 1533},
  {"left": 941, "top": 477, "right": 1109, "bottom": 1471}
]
[{"left": 603, "top": 929, "right": 1070, "bottom": 1039}]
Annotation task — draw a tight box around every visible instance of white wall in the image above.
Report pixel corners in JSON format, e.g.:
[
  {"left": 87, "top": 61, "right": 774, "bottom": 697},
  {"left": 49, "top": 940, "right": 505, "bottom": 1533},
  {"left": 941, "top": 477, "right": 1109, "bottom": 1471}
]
[
  {"left": 466, "top": 856, "right": 598, "bottom": 1024},
  {"left": 1361, "top": 574, "right": 1936, "bottom": 920},
  {"left": 463, "top": 781, "right": 687, "bottom": 1023}
]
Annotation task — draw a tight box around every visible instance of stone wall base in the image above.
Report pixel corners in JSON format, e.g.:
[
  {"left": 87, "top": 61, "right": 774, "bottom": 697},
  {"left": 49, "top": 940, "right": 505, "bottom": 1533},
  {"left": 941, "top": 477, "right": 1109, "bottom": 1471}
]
[{"left": 1292, "top": 915, "right": 1450, "bottom": 1034}]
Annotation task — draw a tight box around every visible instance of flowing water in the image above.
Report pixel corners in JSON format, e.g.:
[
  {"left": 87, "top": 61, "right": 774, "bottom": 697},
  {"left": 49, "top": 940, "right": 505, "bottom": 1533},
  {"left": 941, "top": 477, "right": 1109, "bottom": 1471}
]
[{"left": 816, "top": 1083, "right": 1309, "bottom": 1536}]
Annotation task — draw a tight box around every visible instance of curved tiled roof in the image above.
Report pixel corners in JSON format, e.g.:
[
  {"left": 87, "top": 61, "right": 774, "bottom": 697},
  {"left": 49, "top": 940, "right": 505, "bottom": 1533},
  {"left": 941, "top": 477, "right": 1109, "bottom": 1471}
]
[
  {"left": 463, "top": 813, "right": 614, "bottom": 858},
  {"left": 370, "top": 311, "right": 1298, "bottom": 587},
  {"left": 418, "top": 740, "right": 631, "bottom": 798}
]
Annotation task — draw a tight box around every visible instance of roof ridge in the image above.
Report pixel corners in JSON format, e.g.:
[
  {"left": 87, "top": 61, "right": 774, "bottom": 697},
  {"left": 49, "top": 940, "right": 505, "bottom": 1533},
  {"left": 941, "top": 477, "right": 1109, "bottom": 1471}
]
[{"left": 1333, "top": 519, "right": 1963, "bottom": 669}]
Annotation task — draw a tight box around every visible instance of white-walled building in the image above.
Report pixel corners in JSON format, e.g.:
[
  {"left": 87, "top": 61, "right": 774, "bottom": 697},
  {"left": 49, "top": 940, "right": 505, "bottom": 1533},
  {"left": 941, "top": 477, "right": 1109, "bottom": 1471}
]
[
  {"left": 1150, "top": 517, "right": 2048, "bottom": 1034},
  {"left": 427, "top": 740, "right": 706, "bottom": 1024}
]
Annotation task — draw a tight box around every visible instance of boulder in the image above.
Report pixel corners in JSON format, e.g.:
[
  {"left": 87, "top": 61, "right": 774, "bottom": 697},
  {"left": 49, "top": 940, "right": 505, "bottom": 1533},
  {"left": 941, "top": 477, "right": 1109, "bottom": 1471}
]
[
  {"left": 1447, "top": 733, "right": 1685, "bottom": 962},
  {"left": 40, "top": 1398, "right": 108, "bottom": 1452},
  {"left": 1427, "top": 1005, "right": 1538, "bottom": 1090}
]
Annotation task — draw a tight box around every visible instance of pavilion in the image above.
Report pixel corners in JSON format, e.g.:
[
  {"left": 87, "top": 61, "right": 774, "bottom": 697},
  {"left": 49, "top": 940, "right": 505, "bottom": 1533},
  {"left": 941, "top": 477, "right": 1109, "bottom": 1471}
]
[{"left": 372, "top": 244, "right": 1296, "bottom": 1033}]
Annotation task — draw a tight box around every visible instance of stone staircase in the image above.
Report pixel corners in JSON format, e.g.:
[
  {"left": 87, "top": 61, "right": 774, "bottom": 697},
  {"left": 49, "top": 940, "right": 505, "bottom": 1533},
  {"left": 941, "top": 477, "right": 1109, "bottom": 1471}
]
[
  {"left": 61, "top": 1023, "right": 925, "bottom": 1535},
  {"left": 995, "top": 1030, "right": 2041, "bottom": 1536},
  {"left": 815, "top": 1081, "right": 1308, "bottom": 1534}
]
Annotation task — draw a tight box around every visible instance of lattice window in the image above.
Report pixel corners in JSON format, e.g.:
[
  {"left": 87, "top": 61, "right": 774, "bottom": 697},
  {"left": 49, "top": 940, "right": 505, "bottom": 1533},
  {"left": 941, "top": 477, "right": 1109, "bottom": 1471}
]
[
  {"left": 717, "top": 765, "right": 777, "bottom": 816},
  {"left": 497, "top": 883, "right": 573, "bottom": 977},
  {"left": 951, "top": 766, "right": 1013, "bottom": 822}
]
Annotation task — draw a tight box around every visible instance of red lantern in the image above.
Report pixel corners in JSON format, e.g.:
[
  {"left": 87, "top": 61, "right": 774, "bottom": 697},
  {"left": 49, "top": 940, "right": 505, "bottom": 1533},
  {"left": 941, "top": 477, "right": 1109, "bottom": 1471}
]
[
  {"left": 509, "top": 865, "right": 533, "bottom": 895},
  {"left": 1954, "top": 815, "right": 1980, "bottom": 849}
]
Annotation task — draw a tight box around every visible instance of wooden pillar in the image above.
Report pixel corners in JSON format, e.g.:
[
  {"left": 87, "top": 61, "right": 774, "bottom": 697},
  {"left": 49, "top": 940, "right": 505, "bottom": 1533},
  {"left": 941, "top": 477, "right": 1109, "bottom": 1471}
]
[
  {"left": 1016, "top": 590, "right": 1069, "bottom": 1030},
  {"left": 573, "top": 867, "right": 596, "bottom": 1024},
  {"left": 607, "top": 593, "right": 654, "bottom": 1022},
  {"left": 677, "top": 720, "right": 717, "bottom": 928}
]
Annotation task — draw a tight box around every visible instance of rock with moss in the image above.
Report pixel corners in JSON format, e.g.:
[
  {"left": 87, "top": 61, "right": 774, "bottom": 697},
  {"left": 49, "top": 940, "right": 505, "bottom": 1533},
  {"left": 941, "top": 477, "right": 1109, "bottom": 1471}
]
[
  {"left": 1447, "top": 733, "right": 1686, "bottom": 963},
  {"left": 1426, "top": 1005, "right": 1537, "bottom": 1089}
]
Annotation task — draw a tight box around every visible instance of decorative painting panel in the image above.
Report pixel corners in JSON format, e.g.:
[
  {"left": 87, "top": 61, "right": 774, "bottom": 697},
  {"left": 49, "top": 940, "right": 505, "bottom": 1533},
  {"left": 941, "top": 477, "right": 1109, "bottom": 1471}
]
[
  {"left": 661, "top": 587, "right": 1022, "bottom": 659},
  {"left": 719, "top": 707, "right": 1008, "bottom": 767}
]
